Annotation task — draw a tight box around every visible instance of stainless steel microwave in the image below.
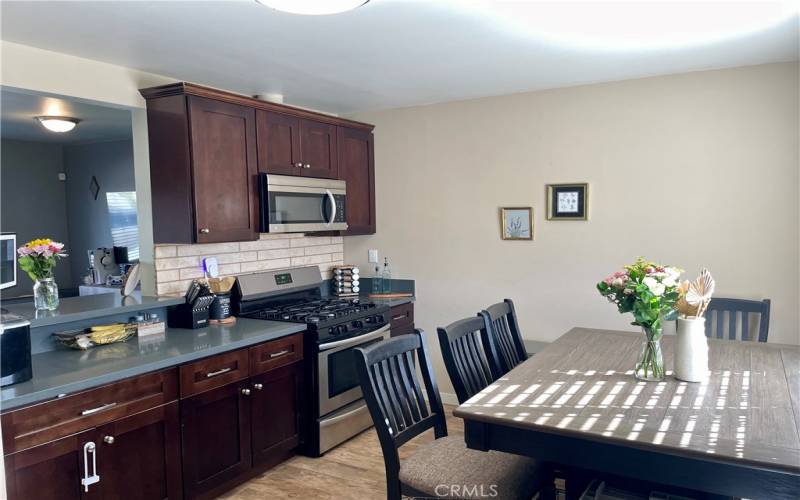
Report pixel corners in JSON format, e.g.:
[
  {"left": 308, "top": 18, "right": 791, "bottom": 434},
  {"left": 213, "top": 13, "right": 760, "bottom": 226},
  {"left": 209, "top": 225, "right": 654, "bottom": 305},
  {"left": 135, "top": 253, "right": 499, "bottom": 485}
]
[{"left": 258, "top": 174, "right": 347, "bottom": 233}]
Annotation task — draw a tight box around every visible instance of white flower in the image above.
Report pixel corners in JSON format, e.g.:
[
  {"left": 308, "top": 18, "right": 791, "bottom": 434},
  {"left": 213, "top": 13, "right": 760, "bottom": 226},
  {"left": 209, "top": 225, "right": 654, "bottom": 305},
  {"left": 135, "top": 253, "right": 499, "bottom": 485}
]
[
  {"left": 643, "top": 276, "right": 666, "bottom": 296},
  {"left": 662, "top": 276, "right": 677, "bottom": 287}
]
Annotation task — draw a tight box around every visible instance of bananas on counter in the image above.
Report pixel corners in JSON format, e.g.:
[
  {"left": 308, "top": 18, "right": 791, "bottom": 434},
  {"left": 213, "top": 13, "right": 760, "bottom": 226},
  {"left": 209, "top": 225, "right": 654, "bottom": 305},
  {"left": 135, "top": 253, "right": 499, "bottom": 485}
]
[{"left": 53, "top": 323, "right": 137, "bottom": 350}]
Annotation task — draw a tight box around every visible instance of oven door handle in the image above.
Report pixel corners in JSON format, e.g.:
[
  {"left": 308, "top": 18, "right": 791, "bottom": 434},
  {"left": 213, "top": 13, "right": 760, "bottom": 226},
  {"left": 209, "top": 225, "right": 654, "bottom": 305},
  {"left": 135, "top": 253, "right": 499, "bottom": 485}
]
[
  {"left": 325, "top": 189, "right": 336, "bottom": 227},
  {"left": 318, "top": 324, "right": 390, "bottom": 351}
]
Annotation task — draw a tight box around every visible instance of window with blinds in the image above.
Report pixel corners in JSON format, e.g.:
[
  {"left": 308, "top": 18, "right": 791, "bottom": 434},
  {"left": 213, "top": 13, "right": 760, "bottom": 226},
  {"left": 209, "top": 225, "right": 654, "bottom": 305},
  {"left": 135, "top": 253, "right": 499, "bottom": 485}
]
[{"left": 106, "top": 191, "right": 140, "bottom": 262}]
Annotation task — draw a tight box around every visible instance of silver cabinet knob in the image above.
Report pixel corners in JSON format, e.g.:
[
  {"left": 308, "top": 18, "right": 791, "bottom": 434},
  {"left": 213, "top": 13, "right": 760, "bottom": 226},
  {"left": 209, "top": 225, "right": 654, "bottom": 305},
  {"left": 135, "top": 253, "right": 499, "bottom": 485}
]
[
  {"left": 253, "top": 383, "right": 263, "bottom": 390},
  {"left": 241, "top": 388, "right": 251, "bottom": 396},
  {"left": 199, "top": 228, "right": 210, "bottom": 234},
  {"left": 103, "top": 435, "right": 115, "bottom": 445},
  {"left": 304, "top": 164, "right": 311, "bottom": 169},
  {"left": 295, "top": 162, "right": 303, "bottom": 168}
]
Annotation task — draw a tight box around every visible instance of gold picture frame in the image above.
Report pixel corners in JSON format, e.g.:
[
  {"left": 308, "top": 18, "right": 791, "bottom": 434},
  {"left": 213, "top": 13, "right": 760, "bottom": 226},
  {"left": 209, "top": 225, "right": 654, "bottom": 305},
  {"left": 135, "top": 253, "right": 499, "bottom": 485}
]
[
  {"left": 500, "top": 207, "right": 533, "bottom": 240},
  {"left": 546, "top": 183, "right": 589, "bottom": 220}
]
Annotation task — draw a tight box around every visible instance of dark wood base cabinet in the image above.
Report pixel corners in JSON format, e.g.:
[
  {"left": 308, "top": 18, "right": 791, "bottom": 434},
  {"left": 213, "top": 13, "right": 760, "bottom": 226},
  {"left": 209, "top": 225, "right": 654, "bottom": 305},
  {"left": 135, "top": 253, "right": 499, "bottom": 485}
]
[
  {"left": 389, "top": 303, "right": 415, "bottom": 337},
  {"left": 3, "top": 333, "right": 306, "bottom": 500},
  {"left": 4, "top": 402, "right": 182, "bottom": 500}
]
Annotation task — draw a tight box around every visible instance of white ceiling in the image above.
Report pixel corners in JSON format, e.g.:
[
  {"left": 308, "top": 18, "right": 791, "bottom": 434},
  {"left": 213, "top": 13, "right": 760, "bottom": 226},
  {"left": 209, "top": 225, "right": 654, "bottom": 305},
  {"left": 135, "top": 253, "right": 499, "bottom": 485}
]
[
  {"left": 1, "top": 1, "right": 797, "bottom": 115},
  {"left": 1, "top": 88, "right": 132, "bottom": 143}
]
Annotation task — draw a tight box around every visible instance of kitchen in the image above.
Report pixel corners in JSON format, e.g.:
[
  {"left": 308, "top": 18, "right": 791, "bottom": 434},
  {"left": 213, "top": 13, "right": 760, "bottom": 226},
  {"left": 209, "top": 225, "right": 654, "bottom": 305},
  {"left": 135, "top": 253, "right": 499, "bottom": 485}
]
[{"left": 0, "top": 1, "right": 798, "bottom": 500}]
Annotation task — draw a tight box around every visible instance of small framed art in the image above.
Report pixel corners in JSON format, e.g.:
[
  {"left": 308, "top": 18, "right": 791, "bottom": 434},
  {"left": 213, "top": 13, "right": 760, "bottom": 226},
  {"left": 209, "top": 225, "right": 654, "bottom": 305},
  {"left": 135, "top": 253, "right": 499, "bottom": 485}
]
[
  {"left": 501, "top": 207, "right": 533, "bottom": 240},
  {"left": 547, "top": 183, "right": 588, "bottom": 220}
]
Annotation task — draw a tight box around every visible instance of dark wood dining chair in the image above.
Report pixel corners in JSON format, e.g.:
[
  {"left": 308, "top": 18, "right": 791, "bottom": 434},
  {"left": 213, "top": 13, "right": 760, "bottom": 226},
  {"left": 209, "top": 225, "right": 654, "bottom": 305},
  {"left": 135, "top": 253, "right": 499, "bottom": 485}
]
[
  {"left": 481, "top": 299, "right": 528, "bottom": 375},
  {"left": 705, "top": 297, "right": 770, "bottom": 342},
  {"left": 355, "top": 329, "right": 546, "bottom": 500},
  {"left": 437, "top": 316, "right": 499, "bottom": 404}
]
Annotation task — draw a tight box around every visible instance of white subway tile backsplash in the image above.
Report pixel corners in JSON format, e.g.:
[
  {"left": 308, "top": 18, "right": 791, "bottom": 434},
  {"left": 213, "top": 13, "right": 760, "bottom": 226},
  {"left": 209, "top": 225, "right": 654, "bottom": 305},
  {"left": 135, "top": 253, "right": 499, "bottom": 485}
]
[{"left": 153, "top": 234, "right": 343, "bottom": 296}]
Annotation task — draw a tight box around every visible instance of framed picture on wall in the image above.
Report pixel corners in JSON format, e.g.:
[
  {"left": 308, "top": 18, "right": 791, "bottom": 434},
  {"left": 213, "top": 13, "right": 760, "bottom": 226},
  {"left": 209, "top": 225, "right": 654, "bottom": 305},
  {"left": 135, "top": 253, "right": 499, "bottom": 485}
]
[
  {"left": 547, "top": 183, "right": 588, "bottom": 220},
  {"left": 500, "top": 207, "right": 533, "bottom": 240}
]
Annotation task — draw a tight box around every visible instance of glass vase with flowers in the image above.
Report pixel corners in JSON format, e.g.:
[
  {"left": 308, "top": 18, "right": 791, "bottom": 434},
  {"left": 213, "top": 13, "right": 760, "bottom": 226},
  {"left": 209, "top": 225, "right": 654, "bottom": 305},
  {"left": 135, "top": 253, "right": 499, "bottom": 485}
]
[
  {"left": 597, "top": 258, "right": 682, "bottom": 381},
  {"left": 17, "top": 238, "right": 68, "bottom": 311}
]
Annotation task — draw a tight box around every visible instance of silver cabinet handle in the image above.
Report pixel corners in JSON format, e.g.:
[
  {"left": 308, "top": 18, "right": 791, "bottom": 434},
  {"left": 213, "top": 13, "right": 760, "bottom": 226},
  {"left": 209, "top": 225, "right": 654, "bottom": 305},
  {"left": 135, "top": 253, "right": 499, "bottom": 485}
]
[
  {"left": 199, "top": 228, "right": 210, "bottom": 234},
  {"left": 81, "top": 402, "right": 117, "bottom": 416},
  {"left": 103, "top": 435, "right": 115, "bottom": 445},
  {"left": 241, "top": 388, "right": 251, "bottom": 396},
  {"left": 81, "top": 441, "right": 100, "bottom": 492},
  {"left": 269, "top": 349, "right": 290, "bottom": 359},
  {"left": 253, "top": 383, "right": 264, "bottom": 390},
  {"left": 392, "top": 314, "right": 407, "bottom": 321},
  {"left": 205, "top": 367, "right": 232, "bottom": 378}
]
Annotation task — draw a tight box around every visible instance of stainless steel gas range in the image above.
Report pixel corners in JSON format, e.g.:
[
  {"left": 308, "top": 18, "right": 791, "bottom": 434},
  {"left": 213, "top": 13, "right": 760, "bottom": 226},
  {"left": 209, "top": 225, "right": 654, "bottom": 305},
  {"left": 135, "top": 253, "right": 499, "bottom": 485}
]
[{"left": 232, "top": 266, "right": 390, "bottom": 456}]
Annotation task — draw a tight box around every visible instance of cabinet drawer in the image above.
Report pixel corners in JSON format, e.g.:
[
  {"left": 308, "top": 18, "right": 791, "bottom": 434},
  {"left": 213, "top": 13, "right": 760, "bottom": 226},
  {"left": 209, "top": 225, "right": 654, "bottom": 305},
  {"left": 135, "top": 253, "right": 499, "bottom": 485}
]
[
  {"left": 391, "top": 323, "right": 415, "bottom": 338},
  {"left": 1, "top": 368, "right": 177, "bottom": 454},
  {"left": 249, "top": 333, "right": 303, "bottom": 376},
  {"left": 180, "top": 349, "right": 249, "bottom": 398},
  {"left": 389, "top": 303, "right": 414, "bottom": 328}
]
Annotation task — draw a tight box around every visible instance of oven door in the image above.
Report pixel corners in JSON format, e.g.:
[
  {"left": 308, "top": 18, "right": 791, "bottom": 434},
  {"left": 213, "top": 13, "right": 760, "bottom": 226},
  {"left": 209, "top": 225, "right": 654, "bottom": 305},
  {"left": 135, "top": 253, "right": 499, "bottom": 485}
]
[
  {"left": 259, "top": 173, "right": 347, "bottom": 233},
  {"left": 317, "top": 323, "right": 391, "bottom": 417}
]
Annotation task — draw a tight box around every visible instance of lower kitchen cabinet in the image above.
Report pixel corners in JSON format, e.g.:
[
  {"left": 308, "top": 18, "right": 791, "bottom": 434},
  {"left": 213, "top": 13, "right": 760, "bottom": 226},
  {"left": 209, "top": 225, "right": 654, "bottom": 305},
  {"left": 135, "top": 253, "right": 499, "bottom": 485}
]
[
  {"left": 390, "top": 302, "right": 415, "bottom": 337},
  {"left": 181, "top": 381, "right": 253, "bottom": 499},
  {"left": 3, "top": 403, "right": 181, "bottom": 500},
  {"left": 250, "top": 363, "right": 304, "bottom": 469},
  {"left": 4, "top": 429, "right": 96, "bottom": 500}
]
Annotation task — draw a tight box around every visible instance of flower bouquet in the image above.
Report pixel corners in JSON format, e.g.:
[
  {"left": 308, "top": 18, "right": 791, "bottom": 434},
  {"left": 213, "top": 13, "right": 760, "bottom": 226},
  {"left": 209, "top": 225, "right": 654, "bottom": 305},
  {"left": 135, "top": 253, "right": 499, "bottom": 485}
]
[
  {"left": 17, "top": 238, "right": 68, "bottom": 310},
  {"left": 597, "top": 257, "right": 681, "bottom": 381}
]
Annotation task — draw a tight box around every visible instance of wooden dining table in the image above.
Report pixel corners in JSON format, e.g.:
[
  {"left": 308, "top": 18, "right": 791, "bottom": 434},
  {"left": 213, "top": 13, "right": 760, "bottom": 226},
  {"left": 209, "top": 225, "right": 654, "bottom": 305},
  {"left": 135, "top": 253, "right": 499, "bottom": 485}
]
[{"left": 453, "top": 327, "right": 800, "bottom": 499}]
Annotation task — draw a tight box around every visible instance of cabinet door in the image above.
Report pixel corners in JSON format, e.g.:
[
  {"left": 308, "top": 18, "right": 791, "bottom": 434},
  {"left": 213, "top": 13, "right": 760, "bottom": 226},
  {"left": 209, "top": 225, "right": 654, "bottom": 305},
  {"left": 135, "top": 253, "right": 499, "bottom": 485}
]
[
  {"left": 256, "top": 111, "right": 302, "bottom": 176},
  {"left": 250, "top": 362, "right": 304, "bottom": 469},
  {"left": 95, "top": 403, "right": 182, "bottom": 500},
  {"left": 181, "top": 381, "right": 252, "bottom": 499},
  {"left": 337, "top": 127, "right": 376, "bottom": 234},
  {"left": 300, "top": 119, "right": 338, "bottom": 179},
  {"left": 4, "top": 429, "right": 98, "bottom": 500},
  {"left": 187, "top": 96, "right": 258, "bottom": 243}
]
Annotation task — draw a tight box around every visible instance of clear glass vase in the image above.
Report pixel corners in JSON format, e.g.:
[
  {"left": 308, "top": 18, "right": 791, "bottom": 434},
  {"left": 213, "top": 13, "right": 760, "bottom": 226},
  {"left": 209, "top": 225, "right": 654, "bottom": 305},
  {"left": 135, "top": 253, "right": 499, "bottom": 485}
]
[
  {"left": 33, "top": 277, "right": 59, "bottom": 311},
  {"left": 635, "top": 326, "right": 665, "bottom": 381}
]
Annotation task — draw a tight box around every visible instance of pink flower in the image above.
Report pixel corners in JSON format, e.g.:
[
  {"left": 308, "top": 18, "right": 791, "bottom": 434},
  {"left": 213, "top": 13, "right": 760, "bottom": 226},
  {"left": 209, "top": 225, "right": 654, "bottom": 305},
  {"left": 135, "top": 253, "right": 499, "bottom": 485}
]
[
  {"left": 645, "top": 266, "right": 656, "bottom": 274},
  {"left": 603, "top": 276, "right": 614, "bottom": 286},
  {"left": 17, "top": 246, "right": 32, "bottom": 256},
  {"left": 49, "top": 242, "right": 64, "bottom": 252}
]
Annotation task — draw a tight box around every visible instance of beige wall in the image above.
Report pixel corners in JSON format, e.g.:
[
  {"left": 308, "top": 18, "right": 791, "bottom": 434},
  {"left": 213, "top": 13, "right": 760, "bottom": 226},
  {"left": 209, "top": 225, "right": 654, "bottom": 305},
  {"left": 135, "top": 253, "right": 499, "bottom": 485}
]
[{"left": 345, "top": 62, "right": 799, "bottom": 393}]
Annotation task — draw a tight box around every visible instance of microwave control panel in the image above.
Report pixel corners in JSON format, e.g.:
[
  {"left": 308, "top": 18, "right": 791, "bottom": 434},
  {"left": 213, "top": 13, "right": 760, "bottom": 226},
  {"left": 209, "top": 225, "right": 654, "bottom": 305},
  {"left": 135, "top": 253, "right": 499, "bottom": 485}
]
[{"left": 333, "top": 195, "right": 346, "bottom": 223}]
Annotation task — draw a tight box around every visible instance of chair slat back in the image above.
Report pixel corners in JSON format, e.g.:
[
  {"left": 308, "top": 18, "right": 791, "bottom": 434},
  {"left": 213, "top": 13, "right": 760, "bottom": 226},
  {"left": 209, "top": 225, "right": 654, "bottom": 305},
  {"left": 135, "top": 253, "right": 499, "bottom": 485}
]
[
  {"left": 481, "top": 299, "right": 528, "bottom": 375},
  {"left": 437, "top": 316, "right": 497, "bottom": 403},
  {"left": 705, "top": 298, "right": 770, "bottom": 342},
  {"left": 356, "top": 330, "right": 447, "bottom": 451}
]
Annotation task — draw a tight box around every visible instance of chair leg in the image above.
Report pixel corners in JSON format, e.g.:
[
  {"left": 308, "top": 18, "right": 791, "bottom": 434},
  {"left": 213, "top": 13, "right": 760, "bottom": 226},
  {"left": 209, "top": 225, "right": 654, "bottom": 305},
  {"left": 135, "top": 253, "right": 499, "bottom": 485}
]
[
  {"left": 387, "top": 478, "right": 402, "bottom": 500},
  {"left": 564, "top": 467, "right": 593, "bottom": 500}
]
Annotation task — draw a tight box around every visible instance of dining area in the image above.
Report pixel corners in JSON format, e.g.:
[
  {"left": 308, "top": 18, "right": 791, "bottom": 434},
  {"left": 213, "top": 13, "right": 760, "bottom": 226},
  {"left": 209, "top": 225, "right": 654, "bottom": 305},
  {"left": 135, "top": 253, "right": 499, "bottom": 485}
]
[{"left": 353, "top": 260, "right": 800, "bottom": 500}]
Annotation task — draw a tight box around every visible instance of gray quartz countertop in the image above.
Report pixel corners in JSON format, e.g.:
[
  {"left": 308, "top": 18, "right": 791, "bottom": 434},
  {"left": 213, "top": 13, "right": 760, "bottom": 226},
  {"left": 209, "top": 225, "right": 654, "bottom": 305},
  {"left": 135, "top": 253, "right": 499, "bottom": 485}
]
[
  {"left": 0, "top": 318, "right": 306, "bottom": 410},
  {"left": 2, "top": 291, "right": 185, "bottom": 328},
  {"left": 364, "top": 296, "right": 415, "bottom": 308}
]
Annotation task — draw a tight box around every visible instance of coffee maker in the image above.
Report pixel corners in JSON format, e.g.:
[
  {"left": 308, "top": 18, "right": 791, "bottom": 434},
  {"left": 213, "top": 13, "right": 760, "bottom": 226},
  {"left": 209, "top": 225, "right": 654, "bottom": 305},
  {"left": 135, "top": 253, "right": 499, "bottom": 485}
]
[{"left": 88, "top": 248, "right": 116, "bottom": 285}]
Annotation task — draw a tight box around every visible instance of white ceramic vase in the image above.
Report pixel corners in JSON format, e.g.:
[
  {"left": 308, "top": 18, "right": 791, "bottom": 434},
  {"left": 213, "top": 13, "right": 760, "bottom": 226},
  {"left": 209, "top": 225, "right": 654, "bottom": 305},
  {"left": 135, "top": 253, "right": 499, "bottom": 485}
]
[{"left": 674, "top": 317, "right": 709, "bottom": 382}]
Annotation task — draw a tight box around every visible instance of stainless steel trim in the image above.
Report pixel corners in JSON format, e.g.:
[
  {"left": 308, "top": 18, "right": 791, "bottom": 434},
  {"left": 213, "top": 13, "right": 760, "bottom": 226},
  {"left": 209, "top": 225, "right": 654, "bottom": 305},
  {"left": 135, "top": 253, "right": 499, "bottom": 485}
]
[
  {"left": 269, "top": 349, "right": 291, "bottom": 359},
  {"left": 318, "top": 400, "right": 373, "bottom": 454},
  {"left": 325, "top": 189, "right": 336, "bottom": 227},
  {"left": 317, "top": 324, "right": 391, "bottom": 416},
  {"left": 266, "top": 174, "right": 345, "bottom": 191},
  {"left": 269, "top": 222, "right": 348, "bottom": 233},
  {"left": 81, "top": 402, "right": 117, "bottom": 416},
  {"left": 205, "top": 367, "right": 232, "bottom": 378},
  {"left": 318, "top": 324, "right": 390, "bottom": 352},
  {"left": 268, "top": 184, "right": 346, "bottom": 195}
]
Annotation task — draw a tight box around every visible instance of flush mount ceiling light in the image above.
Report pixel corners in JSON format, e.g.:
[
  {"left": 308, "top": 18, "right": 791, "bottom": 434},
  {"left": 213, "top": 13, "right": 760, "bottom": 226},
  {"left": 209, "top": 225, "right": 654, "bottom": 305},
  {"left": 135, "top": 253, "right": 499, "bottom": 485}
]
[
  {"left": 255, "top": 0, "right": 368, "bottom": 15},
  {"left": 35, "top": 116, "right": 80, "bottom": 133},
  {"left": 463, "top": 1, "right": 798, "bottom": 50}
]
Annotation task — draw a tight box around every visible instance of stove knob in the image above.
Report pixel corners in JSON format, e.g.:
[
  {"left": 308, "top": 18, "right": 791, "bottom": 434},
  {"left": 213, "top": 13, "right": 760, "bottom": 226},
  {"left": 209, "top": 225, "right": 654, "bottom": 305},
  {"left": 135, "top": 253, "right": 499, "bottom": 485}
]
[{"left": 352, "top": 320, "right": 363, "bottom": 329}]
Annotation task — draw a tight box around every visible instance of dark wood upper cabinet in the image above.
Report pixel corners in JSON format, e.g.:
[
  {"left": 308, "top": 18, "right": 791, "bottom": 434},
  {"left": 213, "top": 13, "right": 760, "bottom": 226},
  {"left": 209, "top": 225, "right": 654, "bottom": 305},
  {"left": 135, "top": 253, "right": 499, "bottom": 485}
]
[
  {"left": 187, "top": 96, "right": 259, "bottom": 243},
  {"left": 337, "top": 127, "right": 376, "bottom": 235},
  {"left": 256, "top": 111, "right": 302, "bottom": 176},
  {"left": 299, "top": 119, "right": 338, "bottom": 179},
  {"left": 4, "top": 430, "right": 96, "bottom": 500},
  {"left": 250, "top": 363, "right": 304, "bottom": 469},
  {"left": 95, "top": 403, "right": 182, "bottom": 500},
  {"left": 180, "top": 380, "right": 252, "bottom": 500},
  {"left": 140, "top": 82, "right": 375, "bottom": 243}
]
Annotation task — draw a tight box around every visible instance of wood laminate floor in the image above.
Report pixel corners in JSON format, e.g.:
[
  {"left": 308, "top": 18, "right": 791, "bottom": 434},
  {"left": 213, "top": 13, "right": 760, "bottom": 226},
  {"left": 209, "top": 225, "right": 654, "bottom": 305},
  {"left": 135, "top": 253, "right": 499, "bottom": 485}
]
[{"left": 220, "top": 406, "right": 463, "bottom": 500}]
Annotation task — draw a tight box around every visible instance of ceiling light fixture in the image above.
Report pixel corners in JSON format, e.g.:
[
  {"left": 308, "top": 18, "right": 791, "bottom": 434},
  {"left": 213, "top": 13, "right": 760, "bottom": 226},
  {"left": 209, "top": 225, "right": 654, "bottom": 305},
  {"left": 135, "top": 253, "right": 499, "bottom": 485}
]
[
  {"left": 35, "top": 116, "right": 80, "bottom": 133},
  {"left": 255, "top": 0, "right": 368, "bottom": 15}
]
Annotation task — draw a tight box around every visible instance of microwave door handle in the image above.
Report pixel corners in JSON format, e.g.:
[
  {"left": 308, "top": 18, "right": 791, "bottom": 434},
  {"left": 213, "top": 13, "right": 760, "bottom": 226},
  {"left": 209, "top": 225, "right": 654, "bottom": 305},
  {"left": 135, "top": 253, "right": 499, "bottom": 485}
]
[{"left": 325, "top": 190, "right": 336, "bottom": 227}]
